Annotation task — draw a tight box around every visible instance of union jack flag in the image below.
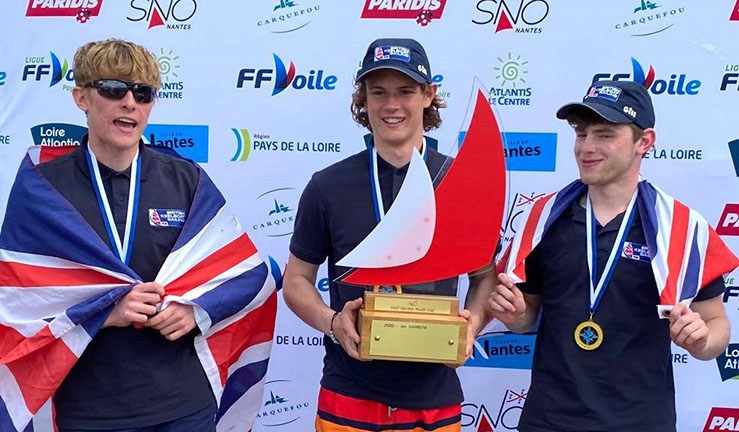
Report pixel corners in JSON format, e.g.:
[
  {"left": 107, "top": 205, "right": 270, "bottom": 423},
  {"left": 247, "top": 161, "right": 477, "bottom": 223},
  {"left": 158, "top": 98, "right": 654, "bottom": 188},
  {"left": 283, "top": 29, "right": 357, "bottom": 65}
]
[
  {"left": 498, "top": 179, "right": 739, "bottom": 306},
  {"left": 0, "top": 146, "right": 279, "bottom": 432}
]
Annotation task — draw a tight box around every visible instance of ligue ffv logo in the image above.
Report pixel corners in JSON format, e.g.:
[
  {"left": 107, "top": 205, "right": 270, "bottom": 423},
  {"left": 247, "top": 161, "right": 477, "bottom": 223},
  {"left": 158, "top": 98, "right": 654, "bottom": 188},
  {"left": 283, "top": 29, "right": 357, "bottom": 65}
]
[{"left": 26, "top": 0, "right": 102, "bottom": 24}]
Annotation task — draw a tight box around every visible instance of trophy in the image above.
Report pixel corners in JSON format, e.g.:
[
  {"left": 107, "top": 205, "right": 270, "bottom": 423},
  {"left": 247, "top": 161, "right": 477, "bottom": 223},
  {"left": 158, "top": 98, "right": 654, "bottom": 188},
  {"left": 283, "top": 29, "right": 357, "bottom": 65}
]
[{"left": 337, "top": 89, "right": 506, "bottom": 365}]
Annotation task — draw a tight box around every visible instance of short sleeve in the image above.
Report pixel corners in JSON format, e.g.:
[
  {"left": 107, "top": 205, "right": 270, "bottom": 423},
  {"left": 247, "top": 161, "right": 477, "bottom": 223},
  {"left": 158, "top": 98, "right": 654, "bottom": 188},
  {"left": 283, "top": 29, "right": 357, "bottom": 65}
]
[
  {"left": 693, "top": 276, "right": 726, "bottom": 302},
  {"left": 289, "top": 176, "right": 331, "bottom": 265},
  {"left": 517, "top": 244, "right": 543, "bottom": 295}
]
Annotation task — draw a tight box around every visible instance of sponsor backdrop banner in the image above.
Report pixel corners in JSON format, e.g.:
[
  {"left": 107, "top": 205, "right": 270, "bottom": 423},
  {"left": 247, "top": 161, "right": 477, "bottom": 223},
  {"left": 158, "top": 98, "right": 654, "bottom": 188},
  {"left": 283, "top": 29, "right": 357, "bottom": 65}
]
[{"left": 1, "top": 1, "right": 738, "bottom": 431}]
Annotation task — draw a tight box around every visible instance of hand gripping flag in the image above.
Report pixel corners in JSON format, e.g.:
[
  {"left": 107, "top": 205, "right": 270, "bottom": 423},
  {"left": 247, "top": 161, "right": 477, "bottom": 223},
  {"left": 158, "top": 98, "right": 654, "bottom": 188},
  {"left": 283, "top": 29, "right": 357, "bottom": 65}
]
[
  {"left": 498, "top": 179, "right": 739, "bottom": 310},
  {"left": 0, "top": 146, "right": 279, "bottom": 432}
]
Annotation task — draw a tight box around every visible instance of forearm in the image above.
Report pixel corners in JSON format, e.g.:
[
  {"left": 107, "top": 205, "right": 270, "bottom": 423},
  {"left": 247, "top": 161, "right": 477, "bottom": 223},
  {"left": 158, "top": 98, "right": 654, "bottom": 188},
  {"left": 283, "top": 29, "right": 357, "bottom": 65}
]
[
  {"left": 691, "top": 314, "right": 730, "bottom": 360},
  {"left": 465, "top": 270, "right": 495, "bottom": 335},
  {"left": 283, "top": 273, "right": 335, "bottom": 335}
]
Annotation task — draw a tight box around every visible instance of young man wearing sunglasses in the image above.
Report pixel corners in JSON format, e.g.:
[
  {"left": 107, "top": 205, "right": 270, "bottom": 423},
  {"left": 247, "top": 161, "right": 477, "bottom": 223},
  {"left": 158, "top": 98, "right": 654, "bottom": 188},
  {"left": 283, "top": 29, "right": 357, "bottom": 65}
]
[{"left": 36, "top": 39, "right": 216, "bottom": 431}]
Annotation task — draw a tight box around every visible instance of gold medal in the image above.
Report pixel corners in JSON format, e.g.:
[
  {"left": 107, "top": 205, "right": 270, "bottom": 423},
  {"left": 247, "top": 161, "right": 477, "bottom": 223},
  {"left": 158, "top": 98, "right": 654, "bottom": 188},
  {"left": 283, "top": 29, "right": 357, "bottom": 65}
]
[{"left": 574, "top": 313, "right": 603, "bottom": 350}]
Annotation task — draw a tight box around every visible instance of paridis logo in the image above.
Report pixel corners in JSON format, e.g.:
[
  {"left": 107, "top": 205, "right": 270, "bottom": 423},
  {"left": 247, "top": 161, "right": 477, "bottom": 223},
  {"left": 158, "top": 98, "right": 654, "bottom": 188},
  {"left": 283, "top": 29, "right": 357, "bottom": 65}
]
[
  {"left": 593, "top": 57, "right": 701, "bottom": 96},
  {"left": 26, "top": 0, "right": 102, "bottom": 24},
  {"left": 143, "top": 124, "right": 208, "bottom": 162},
  {"left": 361, "top": 0, "right": 447, "bottom": 26},
  {"left": 716, "top": 204, "right": 739, "bottom": 236},
  {"left": 237, "top": 54, "right": 338, "bottom": 96},
  {"left": 22, "top": 52, "right": 75, "bottom": 91},
  {"left": 703, "top": 408, "right": 739, "bottom": 431}
]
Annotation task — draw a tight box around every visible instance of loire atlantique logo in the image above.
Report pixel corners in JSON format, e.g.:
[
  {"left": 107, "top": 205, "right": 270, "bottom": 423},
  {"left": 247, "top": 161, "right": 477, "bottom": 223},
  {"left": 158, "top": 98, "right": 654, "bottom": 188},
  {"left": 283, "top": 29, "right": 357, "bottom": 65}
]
[
  {"left": 237, "top": 54, "right": 338, "bottom": 96},
  {"left": 592, "top": 57, "right": 701, "bottom": 96},
  {"left": 613, "top": 0, "right": 686, "bottom": 37},
  {"left": 22, "top": 52, "right": 75, "bottom": 91},
  {"left": 488, "top": 53, "right": 532, "bottom": 107},
  {"left": 361, "top": 0, "right": 447, "bottom": 26},
  {"left": 716, "top": 343, "right": 739, "bottom": 382},
  {"left": 154, "top": 48, "right": 184, "bottom": 100},
  {"left": 472, "top": 0, "right": 549, "bottom": 34},
  {"left": 30, "top": 123, "right": 86, "bottom": 147},
  {"left": 256, "top": 0, "right": 321, "bottom": 33},
  {"left": 26, "top": 0, "right": 102, "bottom": 23},
  {"left": 128, "top": 0, "right": 197, "bottom": 30},
  {"left": 728, "top": 139, "right": 739, "bottom": 176},
  {"left": 462, "top": 389, "right": 527, "bottom": 432}
]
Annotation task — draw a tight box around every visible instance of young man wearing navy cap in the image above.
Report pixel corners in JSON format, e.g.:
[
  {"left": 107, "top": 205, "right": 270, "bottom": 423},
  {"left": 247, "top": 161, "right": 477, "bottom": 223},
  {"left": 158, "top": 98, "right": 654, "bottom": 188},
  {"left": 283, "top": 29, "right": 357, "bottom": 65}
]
[
  {"left": 491, "top": 80, "right": 737, "bottom": 431},
  {"left": 283, "top": 38, "right": 492, "bottom": 432}
]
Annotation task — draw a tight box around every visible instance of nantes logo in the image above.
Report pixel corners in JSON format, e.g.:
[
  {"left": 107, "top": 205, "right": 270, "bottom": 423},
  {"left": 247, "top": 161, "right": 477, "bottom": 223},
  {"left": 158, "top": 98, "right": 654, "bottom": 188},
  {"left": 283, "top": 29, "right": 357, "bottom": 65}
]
[
  {"left": 704, "top": 408, "right": 739, "bottom": 431},
  {"left": 592, "top": 57, "right": 701, "bottom": 96},
  {"left": 716, "top": 204, "right": 739, "bottom": 236},
  {"left": 466, "top": 332, "right": 535, "bottom": 369},
  {"left": 143, "top": 124, "right": 208, "bottom": 162},
  {"left": 26, "top": 0, "right": 102, "bottom": 24},
  {"left": 236, "top": 54, "right": 338, "bottom": 96},
  {"left": 22, "top": 52, "right": 75, "bottom": 91},
  {"left": 128, "top": 0, "right": 197, "bottom": 30},
  {"left": 361, "top": 0, "right": 447, "bottom": 26},
  {"left": 472, "top": 0, "right": 549, "bottom": 34}
]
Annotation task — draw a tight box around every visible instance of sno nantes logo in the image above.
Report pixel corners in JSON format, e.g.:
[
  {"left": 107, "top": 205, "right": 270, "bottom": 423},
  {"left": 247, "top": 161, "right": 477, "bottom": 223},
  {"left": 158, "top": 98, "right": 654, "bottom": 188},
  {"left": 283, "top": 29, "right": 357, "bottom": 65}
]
[
  {"left": 462, "top": 389, "right": 526, "bottom": 431},
  {"left": 127, "top": 0, "right": 197, "bottom": 30},
  {"left": 22, "top": 52, "right": 75, "bottom": 91},
  {"left": 361, "top": 0, "right": 447, "bottom": 27},
  {"left": 703, "top": 408, "right": 739, "bottom": 432},
  {"left": 26, "top": 0, "right": 102, "bottom": 24},
  {"left": 472, "top": 0, "right": 549, "bottom": 34},
  {"left": 592, "top": 57, "right": 701, "bottom": 96},
  {"left": 236, "top": 54, "right": 338, "bottom": 96}
]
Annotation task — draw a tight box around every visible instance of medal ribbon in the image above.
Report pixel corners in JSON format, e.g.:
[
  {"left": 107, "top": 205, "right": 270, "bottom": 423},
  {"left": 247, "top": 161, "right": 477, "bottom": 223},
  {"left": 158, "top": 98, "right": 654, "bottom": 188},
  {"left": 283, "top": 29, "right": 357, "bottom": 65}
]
[
  {"left": 85, "top": 146, "right": 141, "bottom": 266},
  {"left": 585, "top": 189, "right": 638, "bottom": 314},
  {"left": 369, "top": 137, "right": 427, "bottom": 224}
]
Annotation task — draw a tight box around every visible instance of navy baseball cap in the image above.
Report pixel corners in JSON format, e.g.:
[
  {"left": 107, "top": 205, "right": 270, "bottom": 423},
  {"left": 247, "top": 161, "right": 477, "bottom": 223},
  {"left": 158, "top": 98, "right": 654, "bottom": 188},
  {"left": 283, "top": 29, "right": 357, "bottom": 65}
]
[
  {"left": 356, "top": 38, "right": 432, "bottom": 84},
  {"left": 556, "top": 80, "right": 656, "bottom": 129}
]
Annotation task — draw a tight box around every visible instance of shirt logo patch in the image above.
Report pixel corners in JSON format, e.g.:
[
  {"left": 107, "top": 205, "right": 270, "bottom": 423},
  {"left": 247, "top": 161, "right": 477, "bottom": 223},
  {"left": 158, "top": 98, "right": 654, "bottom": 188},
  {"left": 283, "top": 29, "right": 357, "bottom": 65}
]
[
  {"left": 622, "top": 241, "right": 651, "bottom": 262},
  {"left": 586, "top": 85, "right": 622, "bottom": 102},
  {"left": 149, "top": 209, "right": 186, "bottom": 227}
]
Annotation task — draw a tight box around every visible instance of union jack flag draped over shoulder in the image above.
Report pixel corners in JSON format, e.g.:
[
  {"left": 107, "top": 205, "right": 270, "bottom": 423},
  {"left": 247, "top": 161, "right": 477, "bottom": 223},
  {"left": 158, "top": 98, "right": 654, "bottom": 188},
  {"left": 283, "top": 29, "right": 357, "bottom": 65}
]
[
  {"left": 0, "top": 146, "right": 279, "bottom": 432},
  {"left": 498, "top": 179, "right": 739, "bottom": 306}
]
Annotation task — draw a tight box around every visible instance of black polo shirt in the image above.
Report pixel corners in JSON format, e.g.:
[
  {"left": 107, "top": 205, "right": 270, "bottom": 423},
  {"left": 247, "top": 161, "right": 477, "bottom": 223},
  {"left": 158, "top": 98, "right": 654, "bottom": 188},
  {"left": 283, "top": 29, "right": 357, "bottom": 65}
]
[
  {"left": 290, "top": 145, "right": 463, "bottom": 409},
  {"left": 38, "top": 137, "right": 214, "bottom": 429},
  {"left": 517, "top": 195, "right": 725, "bottom": 432}
]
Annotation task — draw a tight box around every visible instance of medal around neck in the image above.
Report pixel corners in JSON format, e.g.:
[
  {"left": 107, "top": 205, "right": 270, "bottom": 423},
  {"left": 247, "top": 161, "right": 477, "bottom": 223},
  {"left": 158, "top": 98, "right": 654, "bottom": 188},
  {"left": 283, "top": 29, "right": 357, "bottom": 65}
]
[
  {"left": 337, "top": 87, "right": 507, "bottom": 365},
  {"left": 574, "top": 313, "right": 603, "bottom": 350}
]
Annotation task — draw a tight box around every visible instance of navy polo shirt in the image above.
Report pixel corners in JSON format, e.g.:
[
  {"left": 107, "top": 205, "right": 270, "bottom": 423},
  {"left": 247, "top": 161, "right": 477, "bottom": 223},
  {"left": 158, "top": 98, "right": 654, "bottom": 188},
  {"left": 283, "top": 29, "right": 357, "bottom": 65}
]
[
  {"left": 518, "top": 196, "right": 725, "bottom": 432},
  {"left": 290, "top": 146, "right": 463, "bottom": 409},
  {"left": 38, "top": 138, "right": 214, "bottom": 429}
]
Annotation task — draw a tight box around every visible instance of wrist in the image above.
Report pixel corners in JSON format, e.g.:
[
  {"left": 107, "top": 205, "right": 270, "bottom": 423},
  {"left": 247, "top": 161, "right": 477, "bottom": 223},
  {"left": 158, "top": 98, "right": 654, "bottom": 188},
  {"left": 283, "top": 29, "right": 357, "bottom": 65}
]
[{"left": 329, "top": 311, "right": 340, "bottom": 344}]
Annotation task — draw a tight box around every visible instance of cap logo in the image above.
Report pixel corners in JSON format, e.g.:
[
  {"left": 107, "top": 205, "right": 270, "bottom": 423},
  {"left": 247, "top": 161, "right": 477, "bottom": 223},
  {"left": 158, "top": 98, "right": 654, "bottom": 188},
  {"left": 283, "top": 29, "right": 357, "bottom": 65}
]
[
  {"left": 586, "top": 85, "right": 621, "bottom": 102},
  {"left": 417, "top": 64, "right": 427, "bottom": 75},
  {"left": 623, "top": 106, "right": 637, "bottom": 118},
  {"left": 374, "top": 45, "right": 411, "bottom": 63}
]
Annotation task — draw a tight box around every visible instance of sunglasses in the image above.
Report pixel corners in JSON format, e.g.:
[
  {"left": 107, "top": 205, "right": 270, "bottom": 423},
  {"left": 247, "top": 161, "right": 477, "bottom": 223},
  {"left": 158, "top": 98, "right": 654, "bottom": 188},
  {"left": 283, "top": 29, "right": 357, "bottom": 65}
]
[{"left": 84, "top": 79, "right": 157, "bottom": 104}]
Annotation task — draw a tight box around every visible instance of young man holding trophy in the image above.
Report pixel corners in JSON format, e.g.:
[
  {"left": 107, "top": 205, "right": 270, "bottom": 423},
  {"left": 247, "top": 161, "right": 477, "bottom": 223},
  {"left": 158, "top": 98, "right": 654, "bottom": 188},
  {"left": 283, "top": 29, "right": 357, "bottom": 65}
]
[{"left": 283, "top": 38, "right": 496, "bottom": 432}]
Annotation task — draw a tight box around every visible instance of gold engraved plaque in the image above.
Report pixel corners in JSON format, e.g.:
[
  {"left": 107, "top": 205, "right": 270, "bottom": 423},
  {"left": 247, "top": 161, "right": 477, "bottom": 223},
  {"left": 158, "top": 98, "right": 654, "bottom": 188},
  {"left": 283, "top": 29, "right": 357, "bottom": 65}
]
[
  {"left": 358, "top": 291, "right": 468, "bottom": 365},
  {"left": 368, "top": 319, "right": 460, "bottom": 362},
  {"left": 373, "top": 297, "right": 452, "bottom": 315}
]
